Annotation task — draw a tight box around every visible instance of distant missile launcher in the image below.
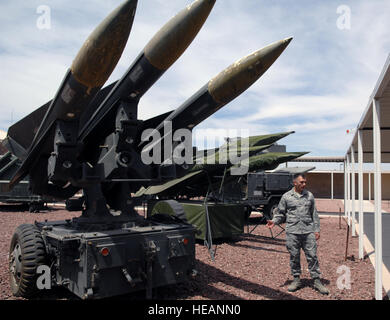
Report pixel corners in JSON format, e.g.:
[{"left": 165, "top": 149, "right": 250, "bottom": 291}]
[
  {"left": 5, "top": 0, "right": 293, "bottom": 299},
  {"left": 135, "top": 132, "right": 307, "bottom": 199}
]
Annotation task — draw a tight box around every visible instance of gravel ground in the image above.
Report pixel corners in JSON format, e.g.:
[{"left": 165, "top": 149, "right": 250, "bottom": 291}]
[{"left": 0, "top": 203, "right": 385, "bottom": 300}]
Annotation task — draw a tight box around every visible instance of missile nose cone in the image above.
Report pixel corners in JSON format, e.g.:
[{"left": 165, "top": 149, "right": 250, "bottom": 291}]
[
  {"left": 144, "top": 0, "right": 216, "bottom": 71},
  {"left": 208, "top": 37, "right": 292, "bottom": 105},
  {"left": 71, "top": 0, "right": 138, "bottom": 91}
]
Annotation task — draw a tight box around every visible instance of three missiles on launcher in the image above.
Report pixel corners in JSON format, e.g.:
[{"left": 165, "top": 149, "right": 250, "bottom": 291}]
[{"left": 134, "top": 150, "right": 308, "bottom": 198}]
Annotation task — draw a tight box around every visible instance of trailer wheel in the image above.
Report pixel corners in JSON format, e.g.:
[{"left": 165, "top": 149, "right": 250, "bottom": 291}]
[
  {"left": 151, "top": 200, "right": 188, "bottom": 223},
  {"left": 264, "top": 199, "right": 279, "bottom": 220},
  {"left": 9, "top": 224, "right": 48, "bottom": 298},
  {"left": 29, "top": 202, "right": 43, "bottom": 213},
  {"left": 29, "top": 203, "right": 37, "bottom": 213}
]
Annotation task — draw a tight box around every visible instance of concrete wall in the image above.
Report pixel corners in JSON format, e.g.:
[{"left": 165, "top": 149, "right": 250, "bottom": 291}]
[{"left": 306, "top": 171, "right": 390, "bottom": 200}]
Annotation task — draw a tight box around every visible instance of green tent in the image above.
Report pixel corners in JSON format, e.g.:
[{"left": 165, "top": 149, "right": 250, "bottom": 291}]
[
  {"left": 180, "top": 202, "right": 247, "bottom": 240},
  {"left": 151, "top": 200, "right": 247, "bottom": 241}
]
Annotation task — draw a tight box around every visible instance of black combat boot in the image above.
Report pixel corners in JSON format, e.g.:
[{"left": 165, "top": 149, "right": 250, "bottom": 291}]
[
  {"left": 287, "top": 276, "right": 301, "bottom": 292},
  {"left": 313, "top": 278, "right": 329, "bottom": 295}
]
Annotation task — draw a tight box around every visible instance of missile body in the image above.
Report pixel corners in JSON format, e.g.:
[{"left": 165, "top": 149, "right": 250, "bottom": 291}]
[
  {"left": 237, "top": 131, "right": 295, "bottom": 148},
  {"left": 247, "top": 151, "right": 308, "bottom": 172},
  {"left": 10, "top": 0, "right": 138, "bottom": 187},
  {"left": 198, "top": 152, "right": 309, "bottom": 195},
  {"left": 192, "top": 144, "right": 272, "bottom": 172},
  {"left": 79, "top": 0, "right": 216, "bottom": 144},
  {"left": 34, "top": 0, "right": 137, "bottom": 136},
  {"left": 142, "top": 38, "right": 292, "bottom": 154},
  {"left": 136, "top": 151, "right": 309, "bottom": 199},
  {"left": 160, "top": 38, "right": 291, "bottom": 132},
  {"left": 193, "top": 131, "right": 294, "bottom": 160}
]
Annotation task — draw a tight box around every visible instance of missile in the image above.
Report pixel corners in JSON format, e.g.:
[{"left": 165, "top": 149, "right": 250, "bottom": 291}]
[
  {"left": 162, "top": 38, "right": 292, "bottom": 132},
  {"left": 247, "top": 151, "right": 309, "bottom": 172},
  {"left": 141, "top": 151, "right": 309, "bottom": 198},
  {"left": 135, "top": 150, "right": 309, "bottom": 198},
  {"left": 193, "top": 131, "right": 295, "bottom": 159},
  {"left": 9, "top": 0, "right": 138, "bottom": 187},
  {"left": 34, "top": 0, "right": 137, "bottom": 137},
  {"left": 192, "top": 144, "right": 273, "bottom": 171},
  {"left": 79, "top": 0, "right": 216, "bottom": 143},
  {"left": 236, "top": 131, "right": 295, "bottom": 148},
  {"left": 142, "top": 38, "right": 292, "bottom": 154},
  {"left": 200, "top": 151, "right": 309, "bottom": 193}
]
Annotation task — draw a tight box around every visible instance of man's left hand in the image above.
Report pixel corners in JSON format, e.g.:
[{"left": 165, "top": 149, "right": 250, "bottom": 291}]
[{"left": 315, "top": 232, "right": 320, "bottom": 240}]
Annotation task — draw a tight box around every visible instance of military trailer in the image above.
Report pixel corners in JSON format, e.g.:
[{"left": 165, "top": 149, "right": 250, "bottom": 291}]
[
  {"left": 219, "top": 166, "right": 314, "bottom": 220},
  {"left": 5, "top": 0, "right": 292, "bottom": 300},
  {"left": 246, "top": 167, "right": 315, "bottom": 219},
  {"left": 149, "top": 200, "right": 247, "bottom": 241},
  {"left": 0, "top": 152, "right": 46, "bottom": 212},
  {"left": 246, "top": 171, "right": 294, "bottom": 219},
  {"left": 135, "top": 144, "right": 308, "bottom": 241}
]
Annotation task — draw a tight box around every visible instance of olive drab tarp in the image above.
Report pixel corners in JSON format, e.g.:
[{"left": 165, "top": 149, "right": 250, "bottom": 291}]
[{"left": 180, "top": 202, "right": 247, "bottom": 240}]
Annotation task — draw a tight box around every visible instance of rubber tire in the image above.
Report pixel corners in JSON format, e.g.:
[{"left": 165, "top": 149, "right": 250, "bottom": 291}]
[
  {"left": 151, "top": 200, "right": 188, "bottom": 223},
  {"left": 65, "top": 198, "right": 84, "bottom": 211},
  {"left": 29, "top": 204, "right": 37, "bottom": 213},
  {"left": 29, "top": 202, "right": 43, "bottom": 213},
  {"left": 264, "top": 199, "right": 279, "bottom": 220},
  {"left": 9, "top": 224, "right": 48, "bottom": 298}
]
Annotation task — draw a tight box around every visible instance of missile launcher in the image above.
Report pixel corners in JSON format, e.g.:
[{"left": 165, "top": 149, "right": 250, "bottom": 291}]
[{"left": 5, "top": 0, "right": 292, "bottom": 299}]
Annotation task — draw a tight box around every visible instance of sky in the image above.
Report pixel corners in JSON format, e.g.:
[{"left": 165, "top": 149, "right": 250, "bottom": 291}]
[{"left": 0, "top": 0, "right": 390, "bottom": 168}]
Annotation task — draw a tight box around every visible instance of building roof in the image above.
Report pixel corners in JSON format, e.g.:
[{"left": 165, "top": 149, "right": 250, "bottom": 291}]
[
  {"left": 347, "top": 54, "right": 390, "bottom": 163},
  {"left": 290, "top": 156, "right": 345, "bottom": 163}
]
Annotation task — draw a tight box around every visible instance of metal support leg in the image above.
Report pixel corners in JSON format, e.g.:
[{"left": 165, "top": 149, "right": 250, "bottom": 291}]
[
  {"left": 358, "top": 129, "right": 364, "bottom": 259},
  {"left": 270, "top": 224, "right": 285, "bottom": 239},
  {"left": 373, "top": 99, "right": 383, "bottom": 300},
  {"left": 351, "top": 145, "right": 356, "bottom": 237}
]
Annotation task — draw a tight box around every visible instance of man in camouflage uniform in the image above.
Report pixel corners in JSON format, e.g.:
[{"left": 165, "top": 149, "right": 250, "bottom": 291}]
[{"left": 266, "top": 173, "right": 329, "bottom": 295}]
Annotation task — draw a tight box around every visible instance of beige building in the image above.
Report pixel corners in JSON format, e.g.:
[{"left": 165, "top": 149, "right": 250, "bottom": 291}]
[{"left": 306, "top": 170, "right": 390, "bottom": 200}]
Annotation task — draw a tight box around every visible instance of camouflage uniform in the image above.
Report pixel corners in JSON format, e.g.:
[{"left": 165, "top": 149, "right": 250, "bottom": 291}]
[{"left": 272, "top": 188, "right": 321, "bottom": 279}]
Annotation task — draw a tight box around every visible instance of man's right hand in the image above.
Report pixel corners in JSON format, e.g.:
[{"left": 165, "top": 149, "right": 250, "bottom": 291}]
[{"left": 266, "top": 220, "right": 275, "bottom": 229}]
